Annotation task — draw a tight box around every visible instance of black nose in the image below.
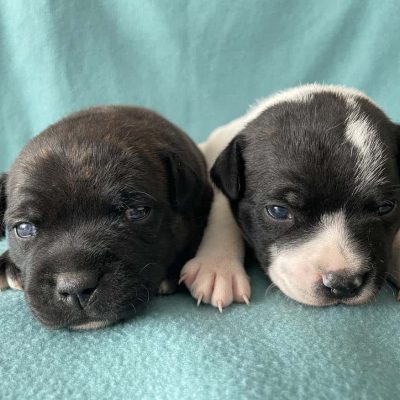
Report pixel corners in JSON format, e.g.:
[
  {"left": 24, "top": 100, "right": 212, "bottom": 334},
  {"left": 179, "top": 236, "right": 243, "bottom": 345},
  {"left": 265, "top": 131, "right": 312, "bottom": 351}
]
[
  {"left": 322, "top": 271, "right": 367, "bottom": 299},
  {"left": 56, "top": 272, "right": 99, "bottom": 308}
]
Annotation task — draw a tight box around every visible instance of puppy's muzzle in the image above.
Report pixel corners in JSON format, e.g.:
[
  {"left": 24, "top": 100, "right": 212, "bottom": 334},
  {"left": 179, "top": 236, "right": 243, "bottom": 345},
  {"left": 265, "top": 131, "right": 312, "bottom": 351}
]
[
  {"left": 56, "top": 272, "right": 100, "bottom": 309},
  {"left": 321, "top": 270, "right": 369, "bottom": 299}
]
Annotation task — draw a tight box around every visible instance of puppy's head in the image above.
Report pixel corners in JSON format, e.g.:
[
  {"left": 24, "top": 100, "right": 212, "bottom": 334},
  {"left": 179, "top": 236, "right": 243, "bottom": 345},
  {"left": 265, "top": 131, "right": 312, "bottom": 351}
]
[
  {"left": 212, "top": 84, "right": 400, "bottom": 306},
  {"left": 0, "top": 107, "right": 211, "bottom": 328}
]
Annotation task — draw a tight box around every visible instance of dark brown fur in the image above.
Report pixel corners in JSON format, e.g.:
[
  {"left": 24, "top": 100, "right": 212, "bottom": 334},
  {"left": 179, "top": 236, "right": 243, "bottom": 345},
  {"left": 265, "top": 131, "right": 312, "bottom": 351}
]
[{"left": 0, "top": 106, "right": 212, "bottom": 328}]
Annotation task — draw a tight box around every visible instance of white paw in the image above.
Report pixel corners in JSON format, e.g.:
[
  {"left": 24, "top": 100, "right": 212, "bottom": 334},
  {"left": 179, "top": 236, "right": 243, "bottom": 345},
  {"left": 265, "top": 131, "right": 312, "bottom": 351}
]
[
  {"left": 6, "top": 268, "right": 23, "bottom": 291},
  {"left": 180, "top": 256, "right": 251, "bottom": 311},
  {"left": 158, "top": 279, "right": 177, "bottom": 295},
  {"left": 0, "top": 272, "right": 8, "bottom": 291}
]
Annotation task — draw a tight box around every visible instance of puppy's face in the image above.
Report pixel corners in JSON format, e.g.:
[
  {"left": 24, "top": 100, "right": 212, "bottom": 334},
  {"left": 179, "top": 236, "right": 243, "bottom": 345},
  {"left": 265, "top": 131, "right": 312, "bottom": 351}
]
[
  {"left": 0, "top": 108, "right": 211, "bottom": 328},
  {"left": 212, "top": 86, "right": 400, "bottom": 306}
]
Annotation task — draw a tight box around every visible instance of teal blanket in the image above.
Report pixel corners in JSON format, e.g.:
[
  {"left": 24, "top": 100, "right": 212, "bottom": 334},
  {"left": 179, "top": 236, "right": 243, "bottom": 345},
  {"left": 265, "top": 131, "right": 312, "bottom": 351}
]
[
  {"left": 1, "top": 241, "right": 400, "bottom": 399},
  {"left": 1, "top": 1, "right": 400, "bottom": 399}
]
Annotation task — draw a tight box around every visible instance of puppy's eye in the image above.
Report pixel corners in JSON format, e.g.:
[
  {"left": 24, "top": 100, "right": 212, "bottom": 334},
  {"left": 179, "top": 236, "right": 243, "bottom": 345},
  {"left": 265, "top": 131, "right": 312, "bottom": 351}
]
[
  {"left": 377, "top": 200, "right": 395, "bottom": 216},
  {"left": 266, "top": 205, "right": 293, "bottom": 220},
  {"left": 125, "top": 206, "right": 151, "bottom": 221},
  {"left": 15, "top": 222, "right": 37, "bottom": 238}
]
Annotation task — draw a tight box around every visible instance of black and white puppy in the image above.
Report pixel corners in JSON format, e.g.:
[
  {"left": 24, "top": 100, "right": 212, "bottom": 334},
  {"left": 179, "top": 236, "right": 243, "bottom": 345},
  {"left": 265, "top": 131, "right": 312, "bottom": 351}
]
[
  {"left": 0, "top": 106, "right": 212, "bottom": 328},
  {"left": 181, "top": 84, "right": 400, "bottom": 308}
]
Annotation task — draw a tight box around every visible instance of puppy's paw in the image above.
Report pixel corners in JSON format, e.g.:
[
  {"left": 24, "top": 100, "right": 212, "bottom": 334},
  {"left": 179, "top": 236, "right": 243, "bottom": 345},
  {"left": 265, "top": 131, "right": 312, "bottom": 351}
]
[
  {"left": 0, "top": 271, "right": 7, "bottom": 290},
  {"left": 0, "top": 251, "right": 23, "bottom": 291},
  {"left": 6, "top": 265, "right": 23, "bottom": 291},
  {"left": 0, "top": 251, "right": 9, "bottom": 291},
  {"left": 180, "top": 256, "right": 250, "bottom": 311},
  {"left": 158, "top": 279, "right": 177, "bottom": 295}
]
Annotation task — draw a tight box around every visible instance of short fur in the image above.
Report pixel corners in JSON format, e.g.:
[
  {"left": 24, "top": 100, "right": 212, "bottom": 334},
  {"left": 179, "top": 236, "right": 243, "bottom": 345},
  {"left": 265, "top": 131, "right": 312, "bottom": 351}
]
[
  {"left": 181, "top": 84, "right": 400, "bottom": 308},
  {"left": 0, "top": 106, "right": 213, "bottom": 328}
]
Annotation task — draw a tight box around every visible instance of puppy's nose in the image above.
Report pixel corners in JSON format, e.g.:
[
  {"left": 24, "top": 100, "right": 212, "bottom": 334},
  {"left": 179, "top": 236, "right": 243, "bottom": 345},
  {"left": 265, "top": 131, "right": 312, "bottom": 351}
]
[
  {"left": 56, "top": 272, "right": 99, "bottom": 308},
  {"left": 322, "top": 271, "right": 366, "bottom": 299}
]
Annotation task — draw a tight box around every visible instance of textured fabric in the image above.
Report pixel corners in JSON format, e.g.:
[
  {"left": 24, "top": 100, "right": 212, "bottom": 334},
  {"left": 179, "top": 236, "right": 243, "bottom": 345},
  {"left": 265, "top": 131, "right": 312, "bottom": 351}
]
[
  {"left": 1, "top": 1, "right": 400, "bottom": 399},
  {"left": 1, "top": 241, "right": 400, "bottom": 400}
]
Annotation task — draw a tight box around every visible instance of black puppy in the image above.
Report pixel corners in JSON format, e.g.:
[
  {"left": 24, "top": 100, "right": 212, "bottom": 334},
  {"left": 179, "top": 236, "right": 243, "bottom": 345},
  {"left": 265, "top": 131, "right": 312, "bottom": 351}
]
[
  {"left": 181, "top": 84, "right": 400, "bottom": 308},
  {"left": 0, "top": 106, "right": 212, "bottom": 329}
]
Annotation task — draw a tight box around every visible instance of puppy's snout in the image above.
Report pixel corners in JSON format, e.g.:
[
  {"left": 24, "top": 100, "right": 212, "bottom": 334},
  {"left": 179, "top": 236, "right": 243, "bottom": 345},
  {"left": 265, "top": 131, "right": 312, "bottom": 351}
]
[
  {"left": 322, "top": 271, "right": 367, "bottom": 299},
  {"left": 56, "top": 272, "right": 99, "bottom": 308}
]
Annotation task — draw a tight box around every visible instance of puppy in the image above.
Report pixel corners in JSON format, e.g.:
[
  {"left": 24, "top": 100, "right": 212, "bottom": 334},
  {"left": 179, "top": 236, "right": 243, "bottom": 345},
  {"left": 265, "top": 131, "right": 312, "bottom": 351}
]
[
  {"left": 0, "top": 106, "right": 212, "bottom": 328},
  {"left": 181, "top": 84, "right": 400, "bottom": 308}
]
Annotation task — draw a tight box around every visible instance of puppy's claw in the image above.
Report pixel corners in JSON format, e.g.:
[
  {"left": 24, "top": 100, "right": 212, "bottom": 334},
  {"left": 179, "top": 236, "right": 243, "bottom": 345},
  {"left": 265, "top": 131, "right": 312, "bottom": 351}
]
[
  {"left": 178, "top": 274, "right": 186, "bottom": 285},
  {"left": 242, "top": 295, "right": 250, "bottom": 306},
  {"left": 197, "top": 294, "right": 203, "bottom": 307},
  {"left": 181, "top": 255, "right": 250, "bottom": 310},
  {"left": 217, "top": 301, "right": 223, "bottom": 313}
]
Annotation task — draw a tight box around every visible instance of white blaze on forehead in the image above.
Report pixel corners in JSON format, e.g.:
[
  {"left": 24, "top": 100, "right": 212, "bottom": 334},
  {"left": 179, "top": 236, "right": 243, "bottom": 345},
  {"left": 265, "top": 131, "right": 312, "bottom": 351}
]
[
  {"left": 317, "top": 212, "right": 362, "bottom": 269},
  {"left": 319, "top": 211, "right": 350, "bottom": 248},
  {"left": 273, "top": 211, "right": 364, "bottom": 271},
  {"left": 245, "top": 83, "right": 387, "bottom": 192},
  {"left": 202, "top": 83, "right": 380, "bottom": 167},
  {"left": 345, "top": 103, "right": 387, "bottom": 192}
]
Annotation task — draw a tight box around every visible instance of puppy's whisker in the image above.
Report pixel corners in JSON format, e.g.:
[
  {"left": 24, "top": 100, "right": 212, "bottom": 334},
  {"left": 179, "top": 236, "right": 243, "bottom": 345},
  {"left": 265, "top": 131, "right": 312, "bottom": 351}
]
[
  {"left": 139, "top": 262, "right": 157, "bottom": 275},
  {"left": 384, "top": 271, "right": 398, "bottom": 285},
  {"left": 130, "top": 303, "right": 137, "bottom": 314},
  {"left": 383, "top": 283, "right": 396, "bottom": 298},
  {"left": 376, "top": 276, "right": 396, "bottom": 298},
  {"left": 384, "top": 271, "right": 396, "bottom": 280},
  {"left": 265, "top": 282, "right": 277, "bottom": 297},
  {"left": 326, "top": 119, "right": 345, "bottom": 132},
  {"left": 141, "top": 284, "right": 150, "bottom": 304}
]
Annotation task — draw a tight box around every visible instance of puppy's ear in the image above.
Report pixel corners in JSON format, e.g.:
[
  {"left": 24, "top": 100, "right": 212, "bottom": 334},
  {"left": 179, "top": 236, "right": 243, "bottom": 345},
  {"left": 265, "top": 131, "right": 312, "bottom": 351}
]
[
  {"left": 210, "top": 135, "right": 245, "bottom": 201},
  {"left": 0, "top": 173, "right": 7, "bottom": 238},
  {"left": 161, "top": 151, "right": 205, "bottom": 213}
]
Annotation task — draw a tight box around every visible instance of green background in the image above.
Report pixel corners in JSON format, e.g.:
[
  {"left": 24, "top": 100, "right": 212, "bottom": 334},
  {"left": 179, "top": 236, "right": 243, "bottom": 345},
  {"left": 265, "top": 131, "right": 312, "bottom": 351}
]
[
  {"left": 1, "top": 1, "right": 400, "bottom": 399},
  {"left": 1, "top": 0, "right": 400, "bottom": 171}
]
